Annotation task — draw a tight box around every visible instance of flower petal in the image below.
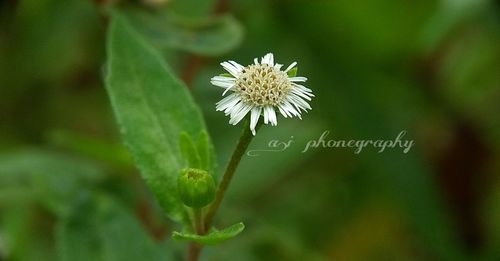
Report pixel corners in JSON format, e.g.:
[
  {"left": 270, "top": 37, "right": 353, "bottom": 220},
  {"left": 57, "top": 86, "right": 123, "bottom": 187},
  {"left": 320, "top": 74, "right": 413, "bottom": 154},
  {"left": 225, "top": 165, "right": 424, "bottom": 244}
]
[
  {"left": 292, "top": 83, "right": 314, "bottom": 95},
  {"left": 282, "top": 100, "right": 301, "bottom": 119},
  {"left": 250, "top": 107, "right": 262, "bottom": 135},
  {"left": 224, "top": 100, "right": 243, "bottom": 115},
  {"left": 229, "top": 104, "right": 252, "bottom": 125},
  {"left": 277, "top": 105, "right": 290, "bottom": 118},
  {"left": 211, "top": 75, "right": 236, "bottom": 81},
  {"left": 216, "top": 93, "right": 240, "bottom": 112},
  {"left": 263, "top": 106, "right": 269, "bottom": 124},
  {"left": 263, "top": 106, "right": 277, "bottom": 125},
  {"left": 291, "top": 87, "right": 312, "bottom": 101},
  {"left": 284, "top": 62, "right": 297, "bottom": 73},
  {"left": 210, "top": 78, "right": 234, "bottom": 89},
  {"left": 222, "top": 85, "right": 235, "bottom": 96},
  {"left": 261, "top": 53, "right": 274, "bottom": 66},
  {"left": 267, "top": 106, "right": 277, "bottom": 126},
  {"left": 228, "top": 60, "right": 244, "bottom": 70},
  {"left": 288, "top": 76, "right": 307, "bottom": 82},
  {"left": 287, "top": 94, "right": 312, "bottom": 111},
  {"left": 221, "top": 61, "right": 243, "bottom": 77}
]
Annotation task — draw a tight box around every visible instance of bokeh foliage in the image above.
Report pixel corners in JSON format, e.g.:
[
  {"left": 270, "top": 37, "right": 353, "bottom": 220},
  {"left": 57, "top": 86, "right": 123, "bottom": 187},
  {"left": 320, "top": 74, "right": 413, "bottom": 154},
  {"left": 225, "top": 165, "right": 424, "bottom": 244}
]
[{"left": 1, "top": 0, "right": 500, "bottom": 260}]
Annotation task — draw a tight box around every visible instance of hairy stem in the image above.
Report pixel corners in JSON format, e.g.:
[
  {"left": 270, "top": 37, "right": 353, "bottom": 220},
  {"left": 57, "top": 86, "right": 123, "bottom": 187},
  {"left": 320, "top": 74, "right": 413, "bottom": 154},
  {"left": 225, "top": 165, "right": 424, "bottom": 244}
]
[
  {"left": 204, "top": 119, "right": 261, "bottom": 230},
  {"left": 185, "top": 120, "right": 260, "bottom": 261}
]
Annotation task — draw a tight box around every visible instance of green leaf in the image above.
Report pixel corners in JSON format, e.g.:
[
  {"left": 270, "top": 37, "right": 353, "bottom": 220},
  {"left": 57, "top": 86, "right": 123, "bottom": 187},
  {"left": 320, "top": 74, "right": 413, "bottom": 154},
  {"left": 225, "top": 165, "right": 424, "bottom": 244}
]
[
  {"left": 287, "top": 67, "right": 298, "bottom": 77},
  {"left": 105, "top": 13, "right": 216, "bottom": 222},
  {"left": 179, "top": 132, "right": 202, "bottom": 169},
  {"left": 0, "top": 149, "right": 102, "bottom": 183},
  {"left": 168, "top": 0, "right": 215, "bottom": 19},
  {"left": 2, "top": 206, "right": 57, "bottom": 261},
  {"left": 172, "top": 222, "right": 245, "bottom": 245},
  {"left": 56, "top": 194, "right": 170, "bottom": 261},
  {"left": 56, "top": 193, "right": 101, "bottom": 261},
  {"left": 96, "top": 197, "right": 169, "bottom": 261},
  {"left": 0, "top": 149, "right": 103, "bottom": 216},
  {"left": 196, "top": 130, "right": 213, "bottom": 172},
  {"left": 123, "top": 9, "right": 243, "bottom": 56},
  {"left": 47, "top": 130, "right": 132, "bottom": 168}
]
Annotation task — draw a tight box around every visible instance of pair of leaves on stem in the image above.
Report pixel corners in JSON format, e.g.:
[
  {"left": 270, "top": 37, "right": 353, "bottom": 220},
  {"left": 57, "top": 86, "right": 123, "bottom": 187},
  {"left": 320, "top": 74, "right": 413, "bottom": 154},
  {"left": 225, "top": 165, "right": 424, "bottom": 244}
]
[{"left": 105, "top": 12, "right": 243, "bottom": 245}]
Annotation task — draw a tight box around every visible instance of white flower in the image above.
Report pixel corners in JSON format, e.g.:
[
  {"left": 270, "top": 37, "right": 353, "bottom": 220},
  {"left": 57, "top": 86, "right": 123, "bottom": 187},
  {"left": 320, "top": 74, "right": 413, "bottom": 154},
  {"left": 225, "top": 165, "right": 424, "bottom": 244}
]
[{"left": 211, "top": 53, "right": 314, "bottom": 135}]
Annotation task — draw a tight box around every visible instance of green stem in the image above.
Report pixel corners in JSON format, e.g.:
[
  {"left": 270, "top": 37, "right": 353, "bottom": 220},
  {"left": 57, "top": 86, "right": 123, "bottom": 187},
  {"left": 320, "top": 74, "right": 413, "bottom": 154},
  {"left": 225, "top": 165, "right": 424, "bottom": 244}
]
[
  {"left": 186, "top": 243, "right": 201, "bottom": 261},
  {"left": 204, "top": 119, "right": 261, "bottom": 230},
  {"left": 193, "top": 208, "right": 204, "bottom": 235},
  {"left": 186, "top": 208, "right": 204, "bottom": 261}
]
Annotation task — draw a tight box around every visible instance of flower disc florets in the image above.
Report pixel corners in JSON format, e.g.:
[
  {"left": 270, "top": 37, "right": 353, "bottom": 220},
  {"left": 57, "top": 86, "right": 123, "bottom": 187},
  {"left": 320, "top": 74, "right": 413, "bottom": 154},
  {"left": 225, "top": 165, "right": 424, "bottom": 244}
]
[
  {"left": 236, "top": 64, "right": 292, "bottom": 107},
  {"left": 211, "top": 53, "right": 314, "bottom": 135}
]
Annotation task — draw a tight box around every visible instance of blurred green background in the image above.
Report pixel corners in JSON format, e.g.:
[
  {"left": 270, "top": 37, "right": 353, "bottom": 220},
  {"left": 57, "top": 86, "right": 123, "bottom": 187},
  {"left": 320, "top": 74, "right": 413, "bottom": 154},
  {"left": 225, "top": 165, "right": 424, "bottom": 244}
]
[{"left": 1, "top": 0, "right": 500, "bottom": 260}]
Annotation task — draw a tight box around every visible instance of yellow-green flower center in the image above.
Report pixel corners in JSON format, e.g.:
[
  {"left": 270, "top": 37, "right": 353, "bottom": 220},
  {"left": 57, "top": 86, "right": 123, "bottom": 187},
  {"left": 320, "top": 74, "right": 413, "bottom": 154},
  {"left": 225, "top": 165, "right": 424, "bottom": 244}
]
[{"left": 235, "top": 64, "right": 292, "bottom": 106}]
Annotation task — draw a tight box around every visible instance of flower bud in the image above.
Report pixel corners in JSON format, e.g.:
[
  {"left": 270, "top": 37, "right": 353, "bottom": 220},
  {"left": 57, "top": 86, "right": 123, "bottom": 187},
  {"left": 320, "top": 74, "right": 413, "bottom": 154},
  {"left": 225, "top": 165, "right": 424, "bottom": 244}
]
[{"left": 177, "top": 168, "right": 216, "bottom": 208}]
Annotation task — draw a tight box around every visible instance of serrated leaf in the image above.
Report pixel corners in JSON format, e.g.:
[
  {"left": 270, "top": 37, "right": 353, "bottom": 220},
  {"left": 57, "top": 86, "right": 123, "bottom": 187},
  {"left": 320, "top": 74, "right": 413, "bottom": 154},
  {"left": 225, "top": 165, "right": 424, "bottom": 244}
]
[
  {"left": 172, "top": 222, "right": 245, "bottom": 245},
  {"left": 287, "top": 67, "right": 298, "bottom": 77},
  {"left": 105, "top": 13, "right": 216, "bottom": 222},
  {"left": 123, "top": 9, "right": 243, "bottom": 56}
]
